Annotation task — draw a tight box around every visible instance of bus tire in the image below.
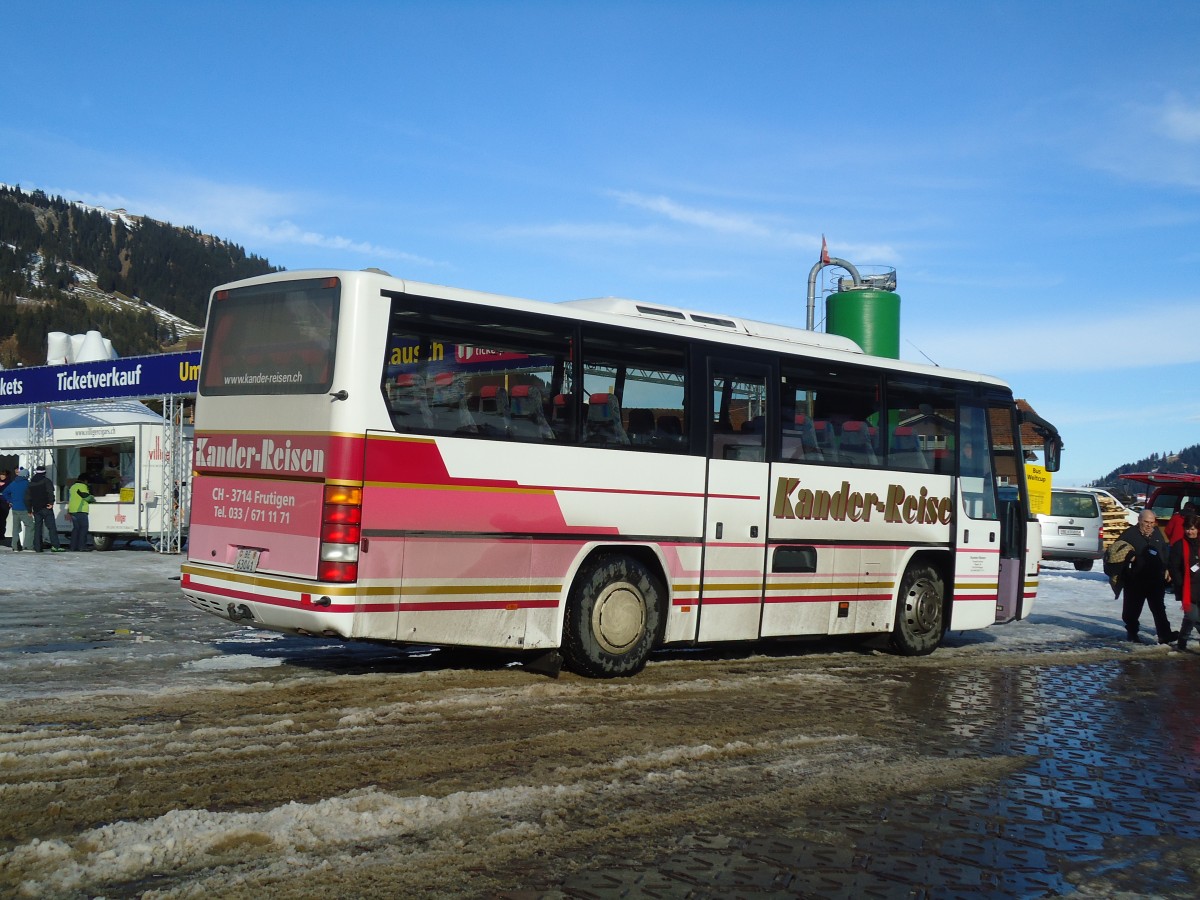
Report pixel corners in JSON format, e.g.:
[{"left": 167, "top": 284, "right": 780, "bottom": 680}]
[
  {"left": 562, "top": 553, "right": 662, "bottom": 678},
  {"left": 890, "top": 561, "right": 945, "bottom": 656},
  {"left": 91, "top": 534, "right": 114, "bottom": 551}
]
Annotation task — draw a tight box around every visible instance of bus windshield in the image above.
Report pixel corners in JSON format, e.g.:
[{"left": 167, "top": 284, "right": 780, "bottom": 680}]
[{"left": 199, "top": 276, "right": 340, "bottom": 396}]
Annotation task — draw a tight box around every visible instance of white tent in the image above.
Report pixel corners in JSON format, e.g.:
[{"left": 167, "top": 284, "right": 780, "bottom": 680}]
[{"left": 0, "top": 401, "right": 166, "bottom": 453}]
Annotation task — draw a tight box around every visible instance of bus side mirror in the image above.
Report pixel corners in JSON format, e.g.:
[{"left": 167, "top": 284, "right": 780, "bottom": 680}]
[{"left": 1044, "top": 437, "right": 1062, "bottom": 473}]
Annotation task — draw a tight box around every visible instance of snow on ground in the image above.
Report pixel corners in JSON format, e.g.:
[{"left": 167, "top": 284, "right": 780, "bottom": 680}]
[
  {"left": 0, "top": 545, "right": 1160, "bottom": 703},
  {"left": 0, "top": 550, "right": 1181, "bottom": 896}
]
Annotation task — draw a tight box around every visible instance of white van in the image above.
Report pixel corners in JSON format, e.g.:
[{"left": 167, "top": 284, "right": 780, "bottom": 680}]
[{"left": 1039, "top": 488, "right": 1105, "bottom": 571}]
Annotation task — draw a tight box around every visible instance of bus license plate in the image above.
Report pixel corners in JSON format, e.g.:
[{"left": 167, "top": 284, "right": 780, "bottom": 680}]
[{"left": 235, "top": 548, "right": 261, "bottom": 572}]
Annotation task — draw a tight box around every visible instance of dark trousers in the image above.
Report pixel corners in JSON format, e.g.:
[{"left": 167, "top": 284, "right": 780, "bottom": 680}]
[
  {"left": 70, "top": 512, "right": 89, "bottom": 551},
  {"left": 1122, "top": 579, "right": 1174, "bottom": 641},
  {"left": 33, "top": 507, "right": 59, "bottom": 551}
]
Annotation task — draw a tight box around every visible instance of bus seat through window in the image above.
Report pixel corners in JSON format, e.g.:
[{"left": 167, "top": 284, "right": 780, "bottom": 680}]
[
  {"left": 429, "top": 372, "right": 476, "bottom": 433},
  {"left": 627, "top": 408, "right": 656, "bottom": 445},
  {"left": 784, "top": 413, "right": 822, "bottom": 461},
  {"left": 813, "top": 419, "right": 838, "bottom": 460},
  {"left": 889, "top": 425, "right": 929, "bottom": 469},
  {"left": 469, "top": 384, "right": 510, "bottom": 437},
  {"left": 388, "top": 373, "right": 433, "bottom": 430},
  {"left": 509, "top": 384, "right": 554, "bottom": 441},
  {"left": 653, "top": 414, "right": 685, "bottom": 449},
  {"left": 551, "top": 393, "right": 577, "bottom": 441},
  {"left": 838, "top": 420, "right": 877, "bottom": 466},
  {"left": 585, "top": 393, "right": 630, "bottom": 446}
]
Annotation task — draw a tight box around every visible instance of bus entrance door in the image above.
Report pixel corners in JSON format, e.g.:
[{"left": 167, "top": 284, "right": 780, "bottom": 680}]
[
  {"left": 953, "top": 403, "right": 1004, "bottom": 630},
  {"left": 698, "top": 364, "right": 770, "bottom": 643}
]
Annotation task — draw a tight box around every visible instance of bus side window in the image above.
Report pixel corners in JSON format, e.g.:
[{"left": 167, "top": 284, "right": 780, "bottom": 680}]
[
  {"left": 777, "top": 367, "right": 879, "bottom": 467},
  {"left": 580, "top": 327, "right": 689, "bottom": 454},
  {"left": 885, "top": 377, "right": 956, "bottom": 474}
]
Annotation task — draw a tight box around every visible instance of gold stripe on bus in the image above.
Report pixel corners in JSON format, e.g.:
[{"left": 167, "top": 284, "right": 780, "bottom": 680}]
[
  {"left": 767, "top": 580, "right": 895, "bottom": 592},
  {"left": 400, "top": 583, "right": 562, "bottom": 596},
  {"left": 181, "top": 565, "right": 559, "bottom": 599},
  {"left": 954, "top": 581, "right": 999, "bottom": 592},
  {"left": 182, "top": 565, "right": 368, "bottom": 596},
  {"left": 684, "top": 580, "right": 896, "bottom": 593}
]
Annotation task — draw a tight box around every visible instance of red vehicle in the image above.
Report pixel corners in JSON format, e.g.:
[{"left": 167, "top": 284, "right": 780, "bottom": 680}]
[{"left": 1119, "top": 473, "right": 1200, "bottom": 526}]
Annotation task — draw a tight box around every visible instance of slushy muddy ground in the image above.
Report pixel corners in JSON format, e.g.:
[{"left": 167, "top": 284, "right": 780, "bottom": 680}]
[
  {"left": 0, "top": 552, "right": 1194, "bottom": 897},
  {"left": 0, "top": 647, "right": 1152, "bottom": 899}
]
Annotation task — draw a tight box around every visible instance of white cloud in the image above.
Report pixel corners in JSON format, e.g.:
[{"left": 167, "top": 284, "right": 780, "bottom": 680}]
[
  {"left": 1077, "top": 92, "right": 1200, "bottom": 190},
  {"left": 488, "top": 221, "right": 669, "bottom": 244},
  {"left": 1159, "top": 95, "right": 1200, "bottom": 143},
  {"left": 612, "top": 191, "right": 777, "bottom": 238},
  {"left": 38, "top": 179, "right": 441, "bottom": 267},
  {"left": 610, "top": 190, "right": 898, "bottom": 261}
]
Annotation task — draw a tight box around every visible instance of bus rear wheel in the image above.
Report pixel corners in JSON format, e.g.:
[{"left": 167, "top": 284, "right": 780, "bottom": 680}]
[
  {"left": 890, "top": 562, "right": 945, "bottom": 656},
  {"left": 562, "top": 554, "right": 662, "bottom": 678},
  {"left": 91, "top": 534, "right": 114, "bottom": 551}
]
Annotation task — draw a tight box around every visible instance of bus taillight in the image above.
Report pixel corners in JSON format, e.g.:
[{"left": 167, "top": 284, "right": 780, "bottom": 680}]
[{"left": 319, "top": 483, "right": 363, "bottom": 583}]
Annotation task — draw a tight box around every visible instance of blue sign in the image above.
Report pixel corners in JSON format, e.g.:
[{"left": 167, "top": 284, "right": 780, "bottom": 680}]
[{"left": 0, "top": 351, "right": 201, "bottom": 407}]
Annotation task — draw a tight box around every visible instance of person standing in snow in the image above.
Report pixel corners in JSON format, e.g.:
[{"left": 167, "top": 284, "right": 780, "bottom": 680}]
[
  {"left": 1, "top": 467, "right": 34, "bottom": 552},
  {"left": 1117, "top": 509, "right": 1174, "bottom": 644},
  {"left": 67, "top": 473, "right": 95, "bottom": 552},
  {"left": 27, "top": 465, "right": 64, "bottom": 553},
  {"left": 1169, "top": 513, "right": 1200, "bottom": 652},
  {"left": 0, "top": 469, "right": 10, "bottom": 546}
]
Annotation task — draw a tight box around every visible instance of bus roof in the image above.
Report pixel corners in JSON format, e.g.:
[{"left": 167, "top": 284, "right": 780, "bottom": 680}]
[
  {"left": 212, "top": 268, "right": 1011, "bottom": 391},
  {"left": 559, "top": 297, "right": 865, "bottom": 354}
]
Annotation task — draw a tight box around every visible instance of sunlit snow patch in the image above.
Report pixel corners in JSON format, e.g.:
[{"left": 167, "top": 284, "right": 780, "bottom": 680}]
[{"left": 183, "top": 655, "right": 284, "bottom": 671}]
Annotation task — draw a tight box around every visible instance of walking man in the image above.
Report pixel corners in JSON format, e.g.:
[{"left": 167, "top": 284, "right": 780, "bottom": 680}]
[{"left": 1117, "top": 509, "right": 1175, "bottom": 643}]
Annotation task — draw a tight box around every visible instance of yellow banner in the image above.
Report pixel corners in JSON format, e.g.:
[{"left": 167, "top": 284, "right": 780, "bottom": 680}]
[{"left": 1025, "top": 463, "right": 1052, "bottom": 516}]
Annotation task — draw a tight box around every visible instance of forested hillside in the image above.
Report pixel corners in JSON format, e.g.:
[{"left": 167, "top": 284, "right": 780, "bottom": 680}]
[
  {"left": 0, "top": 184, "right": 278, "bottom": 366},
  {"left": 1095, "top": 445, "right": 1200, "bottom": 487}
]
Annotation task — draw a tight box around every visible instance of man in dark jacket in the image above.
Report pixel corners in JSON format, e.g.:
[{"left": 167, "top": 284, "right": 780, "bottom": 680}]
[
  {"left": 27, "top": 465, "right": 64, "bottom": 553},
  {"left": 1118, "top": 509, "right": 1174, "bottom": 643}
]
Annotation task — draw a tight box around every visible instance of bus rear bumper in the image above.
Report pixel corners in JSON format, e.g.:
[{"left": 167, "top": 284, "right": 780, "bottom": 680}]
[{"left": 180, "top": 564, "right": 355, "bottom": 638}]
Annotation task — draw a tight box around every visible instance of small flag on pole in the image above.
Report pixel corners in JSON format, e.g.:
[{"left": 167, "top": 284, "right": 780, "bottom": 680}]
[{"left": 820, "top": 234, "right": 830, "bottom": 264}]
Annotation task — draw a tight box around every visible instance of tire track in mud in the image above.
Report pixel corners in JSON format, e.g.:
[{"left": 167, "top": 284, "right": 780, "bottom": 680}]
[{"left": 0, "top": 653, "right": 1070, "bottom": 897}]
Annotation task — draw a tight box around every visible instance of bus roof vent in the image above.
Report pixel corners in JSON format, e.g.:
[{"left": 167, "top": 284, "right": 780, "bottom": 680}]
[
  {"left": 559, "top": 296, "right": 863, "bottom": 353},
  {"left": 561, "top": 297, "right": 749, "bottom": 334}
]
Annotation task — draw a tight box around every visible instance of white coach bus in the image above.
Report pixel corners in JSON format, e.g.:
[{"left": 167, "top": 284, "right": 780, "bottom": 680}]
[{"left": 181, "top": 269, "right": 1061, "bottom": 677}]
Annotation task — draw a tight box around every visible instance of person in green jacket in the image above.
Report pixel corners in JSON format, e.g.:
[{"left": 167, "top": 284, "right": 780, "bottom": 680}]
[{"left": 68, "top": 473, "right": 96, "bottom": 552}]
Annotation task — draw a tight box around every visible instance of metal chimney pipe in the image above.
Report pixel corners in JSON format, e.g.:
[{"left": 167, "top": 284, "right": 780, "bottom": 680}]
[{"left": 806, "top": 257, "right": 862, "bottom": 330}]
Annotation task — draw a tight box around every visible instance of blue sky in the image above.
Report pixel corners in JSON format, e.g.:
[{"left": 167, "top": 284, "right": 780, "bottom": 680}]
[{"left": 4, "top": 1, "right": 1200, "bottom": 487}]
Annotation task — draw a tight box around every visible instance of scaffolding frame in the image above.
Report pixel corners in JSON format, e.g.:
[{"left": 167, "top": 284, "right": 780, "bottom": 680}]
[{"left": 159, "top": 394, "right": 188, "bottom": 554}]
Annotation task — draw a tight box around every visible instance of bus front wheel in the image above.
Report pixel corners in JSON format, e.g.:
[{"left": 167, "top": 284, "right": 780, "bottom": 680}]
[
  {"left": 91, "top": 534, "right": 114, "bottom": 552},
  {"left": 890, "top": 562, "right": 945, "bottom": 656},
  {"left": 562, "top": 554, "right": 662, "bottom": 678}
]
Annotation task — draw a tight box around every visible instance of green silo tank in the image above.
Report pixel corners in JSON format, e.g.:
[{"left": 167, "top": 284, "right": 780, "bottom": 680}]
[{"left": 825, "top": 288, "right": 901, "bottom": 359}]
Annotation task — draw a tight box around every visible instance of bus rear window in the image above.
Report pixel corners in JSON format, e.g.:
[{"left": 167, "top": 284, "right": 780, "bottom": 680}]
[{"left": 199, "top": 278, "right": 339, "bottom": 396}]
